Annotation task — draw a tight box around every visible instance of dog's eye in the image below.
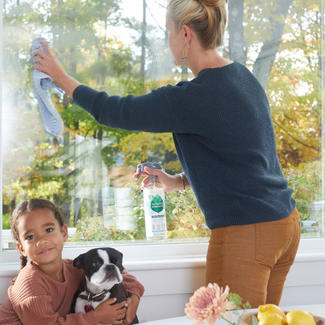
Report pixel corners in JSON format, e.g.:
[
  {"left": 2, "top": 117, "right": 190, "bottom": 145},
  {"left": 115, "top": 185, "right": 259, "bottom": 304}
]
[{"left": 92, "top": 262, "right": 101, "bottom": 269}]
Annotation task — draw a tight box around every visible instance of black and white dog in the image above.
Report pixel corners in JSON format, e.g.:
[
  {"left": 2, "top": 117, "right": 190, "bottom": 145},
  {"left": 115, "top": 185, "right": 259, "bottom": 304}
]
[{"left": 72, "top": 247, "right": 138, "bottom": 324}]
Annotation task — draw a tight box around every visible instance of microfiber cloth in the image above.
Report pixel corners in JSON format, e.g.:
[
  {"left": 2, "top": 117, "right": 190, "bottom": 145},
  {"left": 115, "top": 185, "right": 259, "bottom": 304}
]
[{"left": 32, "top": 37, "right": 64, "bottom": 139}]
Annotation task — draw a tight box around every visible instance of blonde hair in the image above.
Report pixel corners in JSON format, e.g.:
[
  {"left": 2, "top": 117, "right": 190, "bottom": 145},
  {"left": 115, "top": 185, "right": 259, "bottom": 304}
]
[{"left": 167, "top": 0, "right": 228, "bottom": 49}]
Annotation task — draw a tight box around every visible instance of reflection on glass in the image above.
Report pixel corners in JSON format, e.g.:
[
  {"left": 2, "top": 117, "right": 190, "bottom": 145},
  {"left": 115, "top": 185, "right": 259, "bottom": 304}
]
[{"left": 1, "top": 0, "right": 323, "bottom": 246}]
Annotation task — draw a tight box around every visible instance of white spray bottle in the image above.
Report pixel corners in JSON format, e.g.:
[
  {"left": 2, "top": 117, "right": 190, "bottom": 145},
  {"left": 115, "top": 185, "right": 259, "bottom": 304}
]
[{"left": 136, "top": 162, "right": 167, "bottom": 240}]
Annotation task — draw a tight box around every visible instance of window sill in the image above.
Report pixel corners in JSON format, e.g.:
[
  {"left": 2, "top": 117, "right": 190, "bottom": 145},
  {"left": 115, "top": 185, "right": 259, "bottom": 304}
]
[{"left": 0, "top": 237, "right": 324, "bottom": 276}]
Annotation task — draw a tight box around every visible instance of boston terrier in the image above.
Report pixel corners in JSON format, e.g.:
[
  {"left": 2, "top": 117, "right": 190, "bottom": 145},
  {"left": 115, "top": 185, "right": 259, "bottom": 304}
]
[{"left": 72, "top": 247, "right": 138, "bottom": 324}]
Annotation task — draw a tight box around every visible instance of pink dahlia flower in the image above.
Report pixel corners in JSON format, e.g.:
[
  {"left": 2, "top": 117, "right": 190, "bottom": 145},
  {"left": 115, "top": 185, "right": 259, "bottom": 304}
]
[{"left": 185, "top": 283, "right": 236, "bottom": 325}]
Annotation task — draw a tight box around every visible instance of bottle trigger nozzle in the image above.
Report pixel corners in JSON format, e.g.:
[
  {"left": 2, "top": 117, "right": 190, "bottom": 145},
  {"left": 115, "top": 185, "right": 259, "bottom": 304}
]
[{"left": 135, "top": 162, "right": 162, "bottom": 179}]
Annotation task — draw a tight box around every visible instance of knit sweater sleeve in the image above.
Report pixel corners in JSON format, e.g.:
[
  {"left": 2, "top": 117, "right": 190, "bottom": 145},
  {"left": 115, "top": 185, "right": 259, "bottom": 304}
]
[
  {"left": 72, "top": 83, "right": 197, "bottom": 133},
  {"left": 122, "top": 270, "right": 144, "bottom": 299},
  {"left": 12, "top": 295, "right": 97, "bottom": 325},
  {"left": 0, "top": 298, "right": 22, "bottom": 325}
]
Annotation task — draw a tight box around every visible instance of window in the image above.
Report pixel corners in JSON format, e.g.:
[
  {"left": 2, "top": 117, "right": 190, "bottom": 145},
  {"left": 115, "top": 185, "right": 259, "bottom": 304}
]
[{"left": 1, "top": 0, "right": 324, "bottom": 249}]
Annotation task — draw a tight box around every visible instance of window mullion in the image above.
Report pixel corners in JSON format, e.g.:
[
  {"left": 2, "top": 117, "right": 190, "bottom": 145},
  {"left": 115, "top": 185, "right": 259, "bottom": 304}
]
[{"left": 0, "top": 0, "right": 3, "bottom": 251}]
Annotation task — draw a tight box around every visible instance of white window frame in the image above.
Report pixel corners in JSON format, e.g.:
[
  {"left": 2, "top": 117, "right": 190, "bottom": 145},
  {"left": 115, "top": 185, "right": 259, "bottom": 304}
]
[
  {"left": 0, "top": 0, "right": 3, "bottom": 251},
  {"left": 0, "top": 0, "right": 325, "bottom": 267},
  {"left": 318, "top": 0, "right": 325, "bottom": 238},
  {"left": 1, "top": 239, "right": 325, "bottom": 274}
]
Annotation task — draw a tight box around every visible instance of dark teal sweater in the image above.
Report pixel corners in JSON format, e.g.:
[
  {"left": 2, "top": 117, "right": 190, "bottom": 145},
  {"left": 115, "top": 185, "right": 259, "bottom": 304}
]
[{"left": 73, "top": 62, "right": 295, "bottom": 229}]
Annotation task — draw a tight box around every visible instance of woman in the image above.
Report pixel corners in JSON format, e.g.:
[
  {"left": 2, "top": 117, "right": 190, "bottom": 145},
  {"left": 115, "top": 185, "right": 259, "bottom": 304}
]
[{"left": 34, "top": 0, "right": 300, "bottom": 307}]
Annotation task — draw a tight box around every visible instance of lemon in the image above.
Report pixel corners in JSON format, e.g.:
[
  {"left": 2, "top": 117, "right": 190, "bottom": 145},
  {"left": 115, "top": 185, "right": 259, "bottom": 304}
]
[
  {"left": 257, "top": 304, "right": 286, "bottom": 322},
  {"left": 258, "top": 312, "right": 284, "bottom": 325},
  {"left": 286, "top": 310, "right": 316, "bottom": 325}
]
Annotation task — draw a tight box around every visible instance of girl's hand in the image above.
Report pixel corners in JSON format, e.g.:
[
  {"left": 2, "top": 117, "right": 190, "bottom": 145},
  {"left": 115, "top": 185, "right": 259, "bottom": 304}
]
[
  {"left": 33, "top": 41, "right": 80, "bottom": 97},
  {"left": 94, "top": 298, "right": 127, "bottom": 325},
  {"left": 10, "top": 276, "right": 17, "bottom": 286},
  {"left": 123, "top": 295, "right": 139, "bottom": 325},
  {"left": 135, "top": 167, "right": 184, "bottom": 193}
]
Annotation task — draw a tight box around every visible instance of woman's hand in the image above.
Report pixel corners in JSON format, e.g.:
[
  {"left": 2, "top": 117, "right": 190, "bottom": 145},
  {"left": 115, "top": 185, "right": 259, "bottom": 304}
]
[
  {"left": 123, "top": 294, "right": 140, "bottom": 325},
  {"left": 135, "top": 167, "right": 187, "bottom": 193},
  {"left": 94, "top": 298, "right": 127, "bottom": 325},
  {"left": 33, "top": 41, "right": 80, "bottom": 97}
]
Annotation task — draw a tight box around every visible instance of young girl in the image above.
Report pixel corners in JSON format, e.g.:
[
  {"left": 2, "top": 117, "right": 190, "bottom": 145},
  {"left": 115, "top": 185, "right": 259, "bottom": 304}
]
[{"left": 0, "top": 198, "right": 144, "bottom": 325}]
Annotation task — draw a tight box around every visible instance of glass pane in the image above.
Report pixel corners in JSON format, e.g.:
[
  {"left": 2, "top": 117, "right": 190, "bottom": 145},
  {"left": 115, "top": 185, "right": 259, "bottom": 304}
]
[{"left": 1, "top": 0, "right": 324, "bottom": 248}]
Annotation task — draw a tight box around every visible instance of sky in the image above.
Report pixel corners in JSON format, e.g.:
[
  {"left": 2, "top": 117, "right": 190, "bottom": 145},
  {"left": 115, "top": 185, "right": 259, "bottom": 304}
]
[{"left": 110, "top": 0, "right": 167, "bottom": 47}]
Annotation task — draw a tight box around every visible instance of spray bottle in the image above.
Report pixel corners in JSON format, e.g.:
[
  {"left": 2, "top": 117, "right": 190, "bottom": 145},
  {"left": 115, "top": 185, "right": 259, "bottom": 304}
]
[{"left": 135, "top": 162, "right": 167, "bottom": 240}]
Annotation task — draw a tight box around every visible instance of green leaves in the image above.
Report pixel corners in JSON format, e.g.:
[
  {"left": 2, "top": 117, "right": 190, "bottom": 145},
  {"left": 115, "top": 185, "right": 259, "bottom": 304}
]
[{"left": 228, "top": 293, "right": 252, "bottom": 310}]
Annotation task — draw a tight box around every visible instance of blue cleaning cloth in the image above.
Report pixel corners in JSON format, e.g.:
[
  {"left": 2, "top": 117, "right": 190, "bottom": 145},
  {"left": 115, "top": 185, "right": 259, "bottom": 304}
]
[{"left": 32, "top": 37, "right": 64, "bottom": 138}]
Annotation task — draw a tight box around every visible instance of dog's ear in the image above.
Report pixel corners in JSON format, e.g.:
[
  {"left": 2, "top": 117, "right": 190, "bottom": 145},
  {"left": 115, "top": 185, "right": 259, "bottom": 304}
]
[
  {"left": 73, "top": 253, "right": 86, "bottom": 269},
  {"left": 107, "top": 247, "right": 124, "bottom": 272}
]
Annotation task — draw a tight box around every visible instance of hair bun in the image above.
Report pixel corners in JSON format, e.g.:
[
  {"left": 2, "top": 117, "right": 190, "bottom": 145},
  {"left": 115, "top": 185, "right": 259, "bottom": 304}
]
[{"left": 197, "top": 0, "right": 227, "bottom": 7}]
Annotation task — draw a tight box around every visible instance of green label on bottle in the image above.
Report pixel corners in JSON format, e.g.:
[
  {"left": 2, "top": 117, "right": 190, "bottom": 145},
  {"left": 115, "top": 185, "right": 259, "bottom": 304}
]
[{"left": 151, "top": 195, "right": 164, "bottom": 213}]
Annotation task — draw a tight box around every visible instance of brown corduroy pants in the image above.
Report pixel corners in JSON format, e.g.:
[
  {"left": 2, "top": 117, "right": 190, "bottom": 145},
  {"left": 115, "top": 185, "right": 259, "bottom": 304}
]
[{"left": 205, "top": 208, "right": 300, "bottom": 308}]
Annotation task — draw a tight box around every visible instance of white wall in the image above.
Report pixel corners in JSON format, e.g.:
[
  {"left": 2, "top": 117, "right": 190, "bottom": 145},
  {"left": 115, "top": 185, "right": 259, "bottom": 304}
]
[
  {"left": 127, "top": 254, "right": 325, "bottom": 322},
  {"left": 0, "top": 240, "right": 325, "bottom": 323}
]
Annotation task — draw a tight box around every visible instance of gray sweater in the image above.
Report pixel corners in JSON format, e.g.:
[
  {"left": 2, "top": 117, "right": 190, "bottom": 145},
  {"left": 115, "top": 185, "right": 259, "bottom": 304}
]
[{"left": 73, "top": 62, "right": 295, "bottom": 229}]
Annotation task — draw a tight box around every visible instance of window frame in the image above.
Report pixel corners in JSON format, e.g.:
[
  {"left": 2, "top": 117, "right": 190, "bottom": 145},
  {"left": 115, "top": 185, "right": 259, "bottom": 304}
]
[
  {"left": 0, "top": 0, "right": 3, "bottom": 251},
  {"left": 316, "top": 6, "right": 325, "bottom": 235},
  {"left": 1, "top": 238, "right": 325, "bottom": 270}
]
